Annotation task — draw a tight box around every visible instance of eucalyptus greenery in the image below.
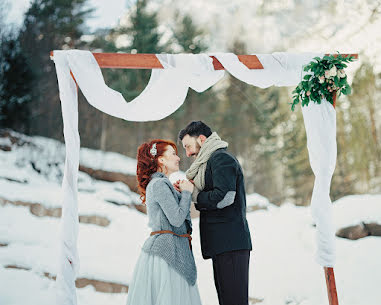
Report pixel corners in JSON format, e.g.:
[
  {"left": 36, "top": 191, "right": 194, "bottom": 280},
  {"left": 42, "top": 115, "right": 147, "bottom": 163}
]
[{"left": 291, "top": 53, "right": 356, "bottom": 111}]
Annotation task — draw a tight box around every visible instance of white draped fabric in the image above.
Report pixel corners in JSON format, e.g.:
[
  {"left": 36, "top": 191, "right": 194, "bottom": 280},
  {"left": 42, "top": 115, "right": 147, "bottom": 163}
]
[
  {"left": 56, "top": 50, "right": 224, "bottom": 122},
  {"left": 213, "top": 52, "right": 321, "bottom": 87},
  {"left": 52, "top": 50, "right": 336, "bottom": 305},
  {"left": 301, "top": 101, "right": 337, "bottom": 267},
  {"left": 54, "top": 53, "right": 80, "bottom": 305}
]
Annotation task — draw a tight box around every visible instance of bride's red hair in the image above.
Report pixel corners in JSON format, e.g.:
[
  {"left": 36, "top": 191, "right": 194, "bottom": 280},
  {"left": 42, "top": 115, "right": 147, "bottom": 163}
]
[{"left": 136, "top": 139, "right": 178, "bottom": 203}]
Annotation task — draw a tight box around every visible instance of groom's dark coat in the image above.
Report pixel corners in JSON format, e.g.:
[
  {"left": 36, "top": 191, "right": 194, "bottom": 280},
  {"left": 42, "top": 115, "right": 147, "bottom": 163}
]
[{"left": 195, "top": 148, "right": 252, "bottom": 259}]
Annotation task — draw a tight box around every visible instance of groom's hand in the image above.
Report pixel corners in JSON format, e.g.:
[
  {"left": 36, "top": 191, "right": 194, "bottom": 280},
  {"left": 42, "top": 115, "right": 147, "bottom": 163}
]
[{"left": 173, "top": 179, "right": 181, "bottom": 192}]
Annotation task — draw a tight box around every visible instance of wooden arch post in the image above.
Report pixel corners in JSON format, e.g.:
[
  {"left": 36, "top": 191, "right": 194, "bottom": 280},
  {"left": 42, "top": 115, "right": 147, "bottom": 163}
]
[{"left": 51, "top": 51, "right": 358, "bottom": 305}]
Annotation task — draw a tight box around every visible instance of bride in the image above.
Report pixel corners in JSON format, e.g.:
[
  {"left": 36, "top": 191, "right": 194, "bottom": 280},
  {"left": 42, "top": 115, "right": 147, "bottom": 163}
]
[{"left": 126, "top": 139, "right": 202, "bottom": 305}]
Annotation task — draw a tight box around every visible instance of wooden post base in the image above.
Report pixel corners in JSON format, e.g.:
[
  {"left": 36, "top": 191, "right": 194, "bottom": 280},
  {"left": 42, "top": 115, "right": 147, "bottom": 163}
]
[{"left": 324, "top": 267, "right": 339, "bottom": 305}]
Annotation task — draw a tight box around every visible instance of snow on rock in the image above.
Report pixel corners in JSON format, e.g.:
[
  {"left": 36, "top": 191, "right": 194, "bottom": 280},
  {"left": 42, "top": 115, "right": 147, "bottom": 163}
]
[
  {"left": 333, "top": 194, "right": 381, "bottom": 229},
  {"left": 79, "top": 147, "right": 136, "bottom": 176},
  {"left": 0, "top": 129, "right": 137, "bottom": 183},
  {"left": 246, "top": 192, "right": 276, "bottom": 211}
]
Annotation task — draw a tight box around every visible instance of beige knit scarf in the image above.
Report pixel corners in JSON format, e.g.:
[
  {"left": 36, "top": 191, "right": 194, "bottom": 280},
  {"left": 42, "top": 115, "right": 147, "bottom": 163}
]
[{"left": 185, "top": 132, "right": 228, "bottom": 193}]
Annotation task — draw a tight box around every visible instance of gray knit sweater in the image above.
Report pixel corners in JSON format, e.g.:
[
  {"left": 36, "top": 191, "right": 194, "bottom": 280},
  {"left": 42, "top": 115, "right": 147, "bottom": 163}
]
[{"left": 141, "top": 172, "right": 197, "bottom": 285}]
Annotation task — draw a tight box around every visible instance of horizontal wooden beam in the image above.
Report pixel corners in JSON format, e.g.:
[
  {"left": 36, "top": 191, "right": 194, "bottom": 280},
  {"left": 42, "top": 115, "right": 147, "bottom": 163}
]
[{"left": 50, "top": 51, "right": 358, "bottom": 70}]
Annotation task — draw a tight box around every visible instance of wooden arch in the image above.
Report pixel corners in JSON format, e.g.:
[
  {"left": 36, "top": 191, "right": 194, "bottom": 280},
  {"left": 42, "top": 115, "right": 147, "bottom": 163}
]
[{"left": 50, "top": 51, "right": 359, "bottom": 305}]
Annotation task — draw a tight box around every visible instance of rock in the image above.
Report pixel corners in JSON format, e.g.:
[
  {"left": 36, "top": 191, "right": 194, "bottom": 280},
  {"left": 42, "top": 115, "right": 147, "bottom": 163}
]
[
  {"left": 79, "top": 165, "right": 138, "bottom": 193},
  {"left": 75, "top": 277, "right": 129, "bottom": 293},
  {"left": 29, "top": 203, "right": 61, "bottom": 217},
  {"left": 4, "top": 265, "right": 30, "bottom": 271},
  {"left": 247, "top": 205, "right": 268, "bottom": 212},
  {"left": 0, "top": 129, "right": 34, "bottom": 149},
  {"left": 336, "top": 224, "right": 369, "bottom": 240},
  {"left": 249, "top": 296, "right": 264, "bottom": 304},
  {"left": 0, "top": 144, "right": 11, "bottom": 151},
  {"left": 363, "top": 222, "right": 381, "bottom": 237},
  {"left": 4, "top": 265, "right": 129, "bottom": 293},
  {"left": 336, "top": 222, "right": 381, "bottom": 240},
  {"left": 79, "top": 215, "right": 111, "bottom": 227},
  {"left": 1, "top": 198, "right": 111, "bottom": 227}
]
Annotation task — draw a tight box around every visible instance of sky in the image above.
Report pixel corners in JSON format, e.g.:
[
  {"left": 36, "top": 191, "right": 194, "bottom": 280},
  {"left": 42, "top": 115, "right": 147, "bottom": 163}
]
[{"left": 5, "top": 0, "right": 133, "bottom": 31}]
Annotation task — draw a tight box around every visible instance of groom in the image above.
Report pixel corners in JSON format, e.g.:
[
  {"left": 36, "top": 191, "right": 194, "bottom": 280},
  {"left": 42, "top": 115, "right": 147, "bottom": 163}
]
[{"left": 177, "top": 121, "right": 252, "bottom": 305}]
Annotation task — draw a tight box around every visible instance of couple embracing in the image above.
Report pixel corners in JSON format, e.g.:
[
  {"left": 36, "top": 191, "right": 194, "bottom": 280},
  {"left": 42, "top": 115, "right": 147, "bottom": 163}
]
[{"left": 126, "top": 121, "right": 252, "bottom": 305}]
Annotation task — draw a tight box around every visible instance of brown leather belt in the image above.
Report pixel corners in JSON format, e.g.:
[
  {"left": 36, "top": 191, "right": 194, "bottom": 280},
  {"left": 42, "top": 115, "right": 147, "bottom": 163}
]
[{"left": 151, "top": 230, "right": 192, "bottom": 250}]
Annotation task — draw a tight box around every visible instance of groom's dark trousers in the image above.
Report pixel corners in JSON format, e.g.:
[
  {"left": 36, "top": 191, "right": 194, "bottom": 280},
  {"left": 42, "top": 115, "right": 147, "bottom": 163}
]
[{"left": 212, "top": 249, "right": 250, "bottom": 305}]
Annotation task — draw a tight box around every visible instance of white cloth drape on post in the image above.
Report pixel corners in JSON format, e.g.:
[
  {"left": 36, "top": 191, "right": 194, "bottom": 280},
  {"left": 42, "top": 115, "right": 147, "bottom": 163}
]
[
  {"left": 53, "top": 53, "right": 80, "bottom": 304},
  {"left": 301, "top": 101, "right": 337, "bottom": 267},
  {"left": 52, "top": 50, "right": 337, "bottom": 305}
]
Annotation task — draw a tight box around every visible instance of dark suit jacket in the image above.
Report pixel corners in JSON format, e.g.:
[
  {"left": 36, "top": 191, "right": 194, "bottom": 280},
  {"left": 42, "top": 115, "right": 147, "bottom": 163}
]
[{"left": 195, "top": 148, "right": 252, "bottom": 259}]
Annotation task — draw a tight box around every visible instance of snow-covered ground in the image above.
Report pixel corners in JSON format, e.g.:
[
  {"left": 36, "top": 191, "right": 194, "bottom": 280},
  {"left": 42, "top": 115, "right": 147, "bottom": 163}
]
[{"left": 0, "top": 131, "right": 380, "bottom": 305}]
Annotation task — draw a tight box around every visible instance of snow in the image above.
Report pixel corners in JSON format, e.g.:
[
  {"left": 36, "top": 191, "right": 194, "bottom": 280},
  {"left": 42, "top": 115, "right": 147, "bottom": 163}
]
[
  {"left": 0, "top": 137, "right": 12, "bottom": 146},
  {"left": 246, "top": 192, "right": 273, "bottom": 209},
  {"left": 79, "top": 147, "right": 137, "bottom": 176},
  {"left": 333, "top": 194, "right": 381, "bottom": 229},
  {"left": 1, "top": 132, "right": 381, "bottom": 305}
]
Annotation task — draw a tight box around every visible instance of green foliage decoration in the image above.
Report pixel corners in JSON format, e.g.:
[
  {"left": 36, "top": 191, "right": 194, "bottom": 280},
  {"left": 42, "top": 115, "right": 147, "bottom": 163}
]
[{"left": 291, "top": 53, "right": 356, "bottom": 111}]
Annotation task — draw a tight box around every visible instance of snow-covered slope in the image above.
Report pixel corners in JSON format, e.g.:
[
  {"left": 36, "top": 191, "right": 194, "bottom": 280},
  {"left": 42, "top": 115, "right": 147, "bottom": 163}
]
[{"left": 1, "top": 131, "right": 380, "bottom": 305}]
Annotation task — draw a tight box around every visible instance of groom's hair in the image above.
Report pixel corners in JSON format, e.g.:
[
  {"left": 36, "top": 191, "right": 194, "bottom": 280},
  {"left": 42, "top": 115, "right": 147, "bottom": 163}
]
[{"left": 178, "top": 121, "right": 212, "bottom": 140}]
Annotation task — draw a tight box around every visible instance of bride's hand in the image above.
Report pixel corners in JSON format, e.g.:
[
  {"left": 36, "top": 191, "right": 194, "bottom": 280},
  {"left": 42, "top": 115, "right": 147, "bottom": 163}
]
[
  {"left": 179, "top": 180, "right": 194, "bottom": 193},
  {"left": 173, "top": 179, "right": 181, "bottom": 192}
]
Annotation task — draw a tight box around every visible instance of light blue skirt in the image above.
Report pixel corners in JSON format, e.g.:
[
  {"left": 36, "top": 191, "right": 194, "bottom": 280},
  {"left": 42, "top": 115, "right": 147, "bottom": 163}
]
[{"left": 126, "top": 251, "right": 202, "bottom": 305}]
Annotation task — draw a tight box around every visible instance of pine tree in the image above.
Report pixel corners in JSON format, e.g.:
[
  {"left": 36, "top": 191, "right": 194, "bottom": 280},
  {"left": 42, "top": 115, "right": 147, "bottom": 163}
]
[
  {"left": 162, "top": 13, "right": 216, "bottom": 169},
  {"left": 281, "top": 107, "right": 314, "bottom": 205},
  {"left": 331, "top": 102, "right": 358, "bottom": 200},
  {"left": 0, "top": 2, "right": 33, "bottom": 132},
  {"left": 335, "top": 62, "right": 381, "bottom": 194},
  {"left": 172, "top": 14, "right": 207, "bottom": 54},
  {"left": 0, "top": 1, "right": 8, "bottom": 37},
  {"left": 93, "top": 0, "right": 166, "bottom": 154},
  {"left": 106, "top": 0, "right": 165, "bottom": 100},
  {"left": 0, "top": 33, "right": 34, "bottom": 132},
  {"left": 215, "top": 40, "right": 290, "bottom": 203},
  {"left": 18, "top": 0, "right": 93, "bottom": 139}
]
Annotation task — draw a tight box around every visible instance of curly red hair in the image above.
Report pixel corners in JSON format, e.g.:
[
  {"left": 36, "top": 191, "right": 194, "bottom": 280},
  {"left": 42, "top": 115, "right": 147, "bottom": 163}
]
[{"left": 136, "top": 139, "right": 178, "bottom": 204}]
